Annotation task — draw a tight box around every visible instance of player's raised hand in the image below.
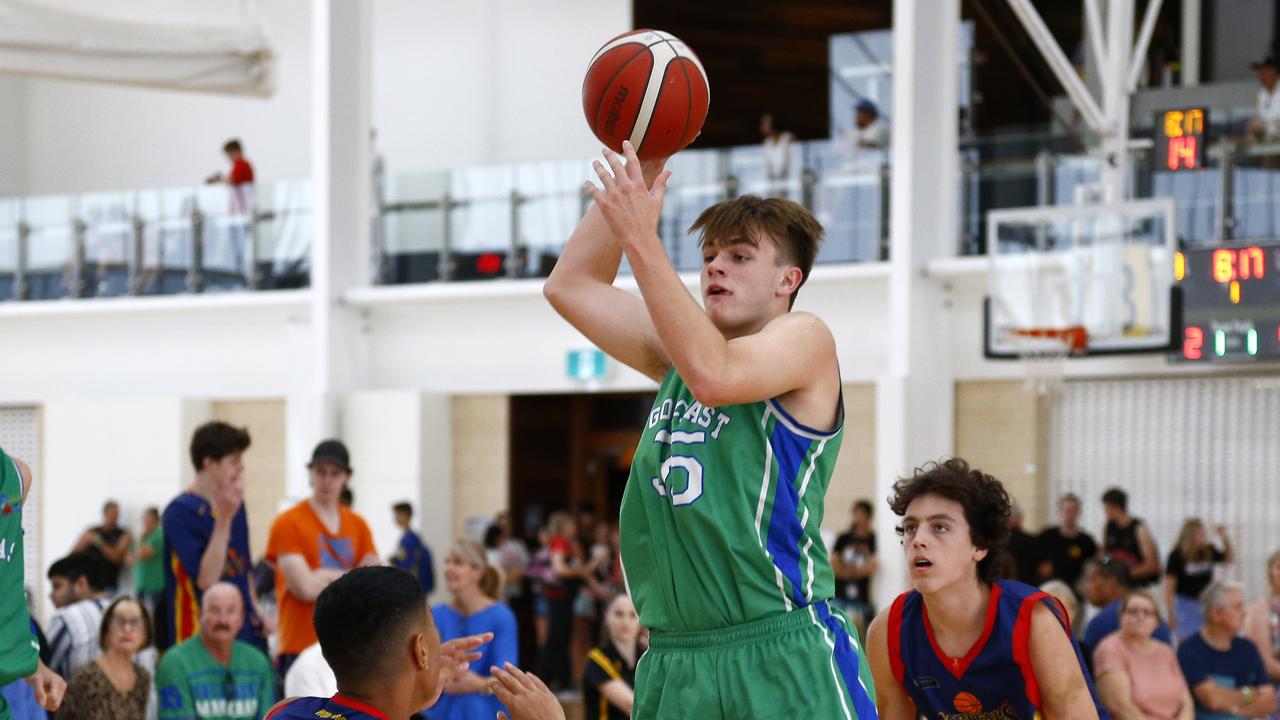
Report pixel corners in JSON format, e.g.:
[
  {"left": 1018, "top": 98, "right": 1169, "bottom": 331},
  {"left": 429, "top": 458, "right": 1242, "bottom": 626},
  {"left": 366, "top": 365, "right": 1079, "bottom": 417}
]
[
  {"left": 491, "top": 662, "right": 565, "bottom": 720},
  {"left": 586, "top": 140, "right": 671, "bottom": 248},
  {"left": 437, "top": 632, "right": 493, "bottom": 684},
  {"left": 211, "top": 477, "right": 244, "bottom": 519}
]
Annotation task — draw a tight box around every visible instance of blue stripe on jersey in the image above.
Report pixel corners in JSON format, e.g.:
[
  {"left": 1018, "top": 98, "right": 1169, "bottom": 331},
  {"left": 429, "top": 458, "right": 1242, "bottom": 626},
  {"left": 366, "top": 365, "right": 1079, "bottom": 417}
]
[
  {"left": 816, "top": 601, "right": 880, "bottom": 720},
  {"left": 765, "top": 417, "right": 812, "bottom": 607}
]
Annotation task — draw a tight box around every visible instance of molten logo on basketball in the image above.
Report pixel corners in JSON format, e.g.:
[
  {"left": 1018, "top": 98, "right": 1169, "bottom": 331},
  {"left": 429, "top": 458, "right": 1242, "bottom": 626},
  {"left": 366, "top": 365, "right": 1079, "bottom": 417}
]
[{"left": 604, "top": 86, "right": 630, "bottom": 135}]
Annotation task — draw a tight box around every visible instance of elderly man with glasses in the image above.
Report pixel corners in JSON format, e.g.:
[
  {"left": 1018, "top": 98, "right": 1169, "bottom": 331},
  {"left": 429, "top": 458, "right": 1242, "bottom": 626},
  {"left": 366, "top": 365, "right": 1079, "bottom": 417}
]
[{"left": 156, "top": 582, "right": 275, "bottom": 720}]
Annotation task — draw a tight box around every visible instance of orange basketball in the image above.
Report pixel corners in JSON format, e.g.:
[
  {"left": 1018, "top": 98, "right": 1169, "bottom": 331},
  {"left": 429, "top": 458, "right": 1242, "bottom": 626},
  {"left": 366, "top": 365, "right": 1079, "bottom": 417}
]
[
  {"left": 582, "top": 29, "right": 710, "bottom": 160},
  {"left": 953, "top": 692, "right": 984, "bottom": 714}
]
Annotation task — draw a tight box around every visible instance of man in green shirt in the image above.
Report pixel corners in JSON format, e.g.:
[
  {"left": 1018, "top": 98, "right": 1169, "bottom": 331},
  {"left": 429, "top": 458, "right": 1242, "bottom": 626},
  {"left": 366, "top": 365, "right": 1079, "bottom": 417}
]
[
  {"left": 156, "top": 582, "right": 274, "bottom": 719},
  {"left": 133, "top": 507, "right": 165, "bottom": 612},
  {"left": 0, "top": 447, "right": 66, "bottom": 719}
]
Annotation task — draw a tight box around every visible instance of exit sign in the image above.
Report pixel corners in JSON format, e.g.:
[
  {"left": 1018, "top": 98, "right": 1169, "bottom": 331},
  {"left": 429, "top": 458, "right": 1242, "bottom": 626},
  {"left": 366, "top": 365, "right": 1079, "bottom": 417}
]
[{"left": 566, "top": 348, "right": 608, "bottom": 380}]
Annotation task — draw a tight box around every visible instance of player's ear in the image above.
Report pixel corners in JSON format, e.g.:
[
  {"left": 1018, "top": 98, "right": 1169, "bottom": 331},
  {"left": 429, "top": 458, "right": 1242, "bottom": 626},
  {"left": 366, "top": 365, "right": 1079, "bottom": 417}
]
[
  {"left": 408, "top": 632, "right": 428, "bottom": 672},
  {"left": 778, "top": 265, "right": 803, "bottom": 296},
  {"left": 972, "top": 546, "right": 988, "bottom": 562}
]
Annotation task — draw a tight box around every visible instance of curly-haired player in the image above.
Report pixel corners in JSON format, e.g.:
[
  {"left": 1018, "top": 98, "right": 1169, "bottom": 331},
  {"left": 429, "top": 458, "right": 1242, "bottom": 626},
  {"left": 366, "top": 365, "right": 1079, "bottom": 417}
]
[{"left": 866, "top": 458, "right": 1105, "bottom": 720}]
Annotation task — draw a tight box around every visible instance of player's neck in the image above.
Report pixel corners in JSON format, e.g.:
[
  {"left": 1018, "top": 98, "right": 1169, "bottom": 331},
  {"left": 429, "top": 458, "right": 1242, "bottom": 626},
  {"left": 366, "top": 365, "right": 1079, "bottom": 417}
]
[
  {"left": 1059, "top": 523, "right": 1079, "bottom": 536},
  {"left": 922, "top": 579, "right": 991, "bottom": 643},
  {"left": 190, "top": 474, "right": 215, "bottom": 500},
  {"left": 337, "top": 682, "right": 408, "bottom": 719}
]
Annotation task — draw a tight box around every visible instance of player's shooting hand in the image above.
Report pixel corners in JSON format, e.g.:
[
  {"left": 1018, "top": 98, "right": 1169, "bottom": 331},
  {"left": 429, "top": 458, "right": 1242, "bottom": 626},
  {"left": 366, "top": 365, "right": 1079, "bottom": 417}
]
[
  {"left": 586, "top": 140, "right": 671, "bottom": 249},
  {"left": 491, "top": 663, "right": 565, "bottom": 720},
  {"left": 26, "top": 661, "right": 66, "bottom": 711}
]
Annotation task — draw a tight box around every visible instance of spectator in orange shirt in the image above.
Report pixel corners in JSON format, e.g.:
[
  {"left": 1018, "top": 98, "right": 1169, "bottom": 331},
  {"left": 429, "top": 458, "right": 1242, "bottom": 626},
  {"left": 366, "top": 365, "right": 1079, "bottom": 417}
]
[{"left": 265, "top": 439, "right": 378, "bottom": 684}]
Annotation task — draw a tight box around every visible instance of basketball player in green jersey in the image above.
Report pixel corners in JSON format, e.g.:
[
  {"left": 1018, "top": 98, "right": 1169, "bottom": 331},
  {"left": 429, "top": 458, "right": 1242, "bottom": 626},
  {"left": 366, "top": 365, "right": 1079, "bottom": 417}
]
[
  {"left": 0, "top": 447, "right": 67, "bottom": 717},
  {"left": 544, "top": 141, "right": 877, "bottom": 719}
]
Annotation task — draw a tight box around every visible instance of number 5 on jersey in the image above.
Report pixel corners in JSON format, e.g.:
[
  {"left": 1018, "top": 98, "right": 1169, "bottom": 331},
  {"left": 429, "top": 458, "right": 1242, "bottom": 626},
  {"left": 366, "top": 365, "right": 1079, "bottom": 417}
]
[{"left": 650, "top": 429, "right": 705, "bottom": 506}]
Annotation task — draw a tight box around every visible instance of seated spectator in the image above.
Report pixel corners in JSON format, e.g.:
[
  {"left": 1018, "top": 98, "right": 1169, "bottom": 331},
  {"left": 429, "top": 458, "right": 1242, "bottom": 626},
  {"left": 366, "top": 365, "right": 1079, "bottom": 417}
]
[
  {"left": 1094, "top": 590, "right": 1193, "bottom": 720},
  {"left": 1248, "top": 56, "right": 1280, "bottom": 142},
  {"left": 1082, "top": 556, "right": 1173, "bottom": 663},
  {"left": 1039, "top": 579, "right": 1080, "bottom": 629},
  {"left": 841, "top": 100, "right": 890, "bottom": 167},
  {"left": 284, "top": 642, "right": 337, "bottom": 699},
  {"left": 582, "top": 593, "right": 640, "bottom": 720},
  {"left": 1243, "top": 551, "right": 1280, "bottom": 689},
  {"left": 72, "top": 501, "right": 132, "bottom": 594},
  {"left": 155, "top": 582, "right": 275, "bottom": 720},
  {"left": 46, "top": 553, "right": 110, "bottom": 680},
  {"left": 1178, "top": 582, "right": 1277, "bottom": 720},
  {"left": 263, "top": 566, "right": 561, "bottom": 720},
  {"left": 58, "top": 597, "right": 152, "bottom": 720},
  {"left": 1166, "top": 519, "right": 1233, "bottom": 643},
  {"left": 430, "top": 539, "right": 518, "bottom": 719}
]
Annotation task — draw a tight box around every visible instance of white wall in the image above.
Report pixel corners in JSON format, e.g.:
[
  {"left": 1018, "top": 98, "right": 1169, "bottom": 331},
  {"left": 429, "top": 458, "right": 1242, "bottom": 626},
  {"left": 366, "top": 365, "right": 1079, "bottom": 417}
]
[
  {"left": 10, "top": 0, "right": 630, "bottom": 196},
  {"left": 39, "top": 396, "right": 209, "bottom": 620},
  {"left": 371, "top": 0, "right": 629, "bottom": 175},
  {"left": 340, "top": 390, "right": 451, "bottom": 605},
  {"left": 19, "top": 0, "right": 313, "bottom": 195},
  {"left": 0, "top": 77, "right": 24, "bottom": 196}
]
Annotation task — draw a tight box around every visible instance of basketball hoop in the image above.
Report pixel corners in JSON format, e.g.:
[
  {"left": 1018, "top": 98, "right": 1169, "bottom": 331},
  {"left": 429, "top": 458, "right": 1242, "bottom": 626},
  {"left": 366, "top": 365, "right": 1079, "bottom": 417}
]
[{"left": 1010, "top": 326, "right": 1088, "bottom": 396}]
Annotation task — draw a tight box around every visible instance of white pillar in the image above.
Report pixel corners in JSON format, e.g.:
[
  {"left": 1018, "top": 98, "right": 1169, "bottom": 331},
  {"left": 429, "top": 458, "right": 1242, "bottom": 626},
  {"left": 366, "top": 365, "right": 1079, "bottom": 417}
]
[
  {"left": 1100, "top": 0, "right": 1133, "bottom": 201},
  {"left": 878, "top": 0, "right": 960, "bottom": 610},
  {"left": 1181, "top": 0, "right": 1200, "bottom": 87},
  {"left": 294, "top": 0, "right": 373, "bottom": 491}
]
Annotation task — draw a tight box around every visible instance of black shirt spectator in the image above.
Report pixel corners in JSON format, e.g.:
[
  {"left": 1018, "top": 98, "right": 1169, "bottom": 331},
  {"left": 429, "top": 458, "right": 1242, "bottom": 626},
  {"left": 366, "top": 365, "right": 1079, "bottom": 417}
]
[
  {"left": 1037, "top": 494, "right": 1098, "bottom": 593},
  {"left": 1102, "top": 487, "right": 1161, "bottom": 587},
  {"left": 1006, "top": 505, "right": 1039, "bottom": 585},
  {"left": 583, "top": 639, "right": 636, "bottom": 720},
  {"left": 833, "top": 529, "right": 877, "bottom": 606},
  {"left": 1168, "top": 547, "right": 1227, "bottom": 600}
]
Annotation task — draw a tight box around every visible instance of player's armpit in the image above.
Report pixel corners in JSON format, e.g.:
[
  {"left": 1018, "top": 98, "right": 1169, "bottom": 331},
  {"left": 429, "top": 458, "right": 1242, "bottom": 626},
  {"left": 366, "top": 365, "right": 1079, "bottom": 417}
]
[
  {"left": 683, "top": 312, "right": 837, "bottom": 409},
  {"left": 866, "top": 611, "right": 917, "bottom": 720},
  {"left": 1027, "top": 603, "right": 1099, "bottom": 720},
  {"left": 15, "top": 457, "right": 33, "bottom": 504}
]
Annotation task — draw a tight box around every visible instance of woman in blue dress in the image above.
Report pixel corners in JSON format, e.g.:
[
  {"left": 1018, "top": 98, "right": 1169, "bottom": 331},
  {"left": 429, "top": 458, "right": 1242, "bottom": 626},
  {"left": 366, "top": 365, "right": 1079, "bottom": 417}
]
[{"left": 426, "top": 538, "right": 518, "bottom": 719}]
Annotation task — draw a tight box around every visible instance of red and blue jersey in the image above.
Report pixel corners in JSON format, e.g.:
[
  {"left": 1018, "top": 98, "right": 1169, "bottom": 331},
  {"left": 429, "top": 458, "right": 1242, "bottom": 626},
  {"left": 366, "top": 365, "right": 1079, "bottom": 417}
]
[
  {"left": 266, "top": 694, "right": 387, "bottom": 720},
  {"left": 887, "top": 579, "right": 1104, "bottom": 720},
  {"left": 160, "top": 491, "right": 262, "bottom": 651}
]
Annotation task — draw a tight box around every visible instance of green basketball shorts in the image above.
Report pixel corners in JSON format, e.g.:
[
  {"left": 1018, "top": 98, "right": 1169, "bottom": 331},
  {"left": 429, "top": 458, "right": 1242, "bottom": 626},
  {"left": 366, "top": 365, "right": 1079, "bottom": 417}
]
[{"left": 633, "top": 600, "right": 879, "bottom": 719}]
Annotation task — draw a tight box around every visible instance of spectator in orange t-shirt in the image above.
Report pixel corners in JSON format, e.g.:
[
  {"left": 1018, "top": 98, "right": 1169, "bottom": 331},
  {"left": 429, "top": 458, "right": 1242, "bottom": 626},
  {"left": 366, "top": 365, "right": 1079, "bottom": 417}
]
[{"left": 265, "top": 439, "right": 378, "bottom": 683}]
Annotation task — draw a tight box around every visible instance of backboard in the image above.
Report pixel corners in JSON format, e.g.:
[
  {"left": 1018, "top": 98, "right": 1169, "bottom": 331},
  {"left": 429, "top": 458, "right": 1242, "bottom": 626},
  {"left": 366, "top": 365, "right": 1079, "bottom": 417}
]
[{"left": 985, "top": 197, "right": 1180, "bottom": 359}]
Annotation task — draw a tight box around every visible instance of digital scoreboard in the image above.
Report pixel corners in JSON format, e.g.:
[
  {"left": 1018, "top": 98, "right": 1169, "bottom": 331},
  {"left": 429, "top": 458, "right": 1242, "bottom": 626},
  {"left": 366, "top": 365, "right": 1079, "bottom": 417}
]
[
  {"left": 1155, "top": 107, "right": 1207, "bottom": 171},
  {"left": 1174, "top": 241, "right": 1280, "bottom": 362}
]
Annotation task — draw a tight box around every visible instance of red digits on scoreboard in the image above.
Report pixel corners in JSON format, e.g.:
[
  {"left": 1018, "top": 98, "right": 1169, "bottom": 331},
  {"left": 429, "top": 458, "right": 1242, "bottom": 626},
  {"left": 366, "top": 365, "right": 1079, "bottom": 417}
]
[
  {"left": 1184, "top": 326, "right": 1204, "bottom": 360},
  {"left": 1211, "top": 247, "right": 1266, "bottom": 283},
  {"left": 1168, "top": 136, "right": 1197, "bottom": 170}
]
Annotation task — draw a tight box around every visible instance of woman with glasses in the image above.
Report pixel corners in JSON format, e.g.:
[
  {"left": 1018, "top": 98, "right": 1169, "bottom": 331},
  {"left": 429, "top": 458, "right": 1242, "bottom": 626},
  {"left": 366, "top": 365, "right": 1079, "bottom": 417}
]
[
  {"left": 1094, "top": 589, "right": 1193, "bottom": 720},
  {"left": 58, "top": 596, "right": 153, "bottom": 719},
  {"left": 1165, "top": 519, "right": 1233, "bottom": 643}
]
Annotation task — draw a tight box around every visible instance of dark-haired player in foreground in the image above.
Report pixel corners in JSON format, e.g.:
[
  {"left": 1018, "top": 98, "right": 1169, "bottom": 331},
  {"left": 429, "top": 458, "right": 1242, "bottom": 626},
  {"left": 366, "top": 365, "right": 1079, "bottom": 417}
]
[
  {"left": 866, "top": 459, "right": 1104, "bottom": 720},
  {"left": 545, "top": 141, "right": 875, "bottom": 717},
  {"left": 265, "top": 566, "right": 562, "bottom": 720}
]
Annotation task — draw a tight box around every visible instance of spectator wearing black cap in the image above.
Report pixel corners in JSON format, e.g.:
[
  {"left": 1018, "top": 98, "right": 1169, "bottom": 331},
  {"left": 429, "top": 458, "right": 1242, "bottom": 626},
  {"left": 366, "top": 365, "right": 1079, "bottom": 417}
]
[
  {"left": 265, "top": 439, "right": 379, "bottom": 684},
  {"left": 1248, "top": 55, "right": 1280, "bottom": 142}
]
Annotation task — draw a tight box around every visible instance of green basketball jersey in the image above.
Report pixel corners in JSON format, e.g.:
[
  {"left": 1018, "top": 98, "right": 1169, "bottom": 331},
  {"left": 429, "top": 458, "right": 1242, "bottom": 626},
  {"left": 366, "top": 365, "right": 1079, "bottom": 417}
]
[
  {"left": 620, "top": 369, "right": 843, "bottom": 632},
  {"left": 0, "top": 447, "right": 39, "bottom": 686}
]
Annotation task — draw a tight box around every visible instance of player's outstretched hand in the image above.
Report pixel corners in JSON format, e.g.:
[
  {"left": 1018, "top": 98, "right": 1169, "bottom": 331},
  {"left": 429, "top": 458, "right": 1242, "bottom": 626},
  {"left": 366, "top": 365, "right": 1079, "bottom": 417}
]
[
  {"left": 491, "top": 662, "right": 565, "bottom": 720},
  {"left": 438, "top": 632, "right": 493, "bottom": 684},
  {"left": 585, "top": 140, "right": 671, "bottom": 248},
  {"left": 26, "top": 660, "right": 66, "bottom": 711}
]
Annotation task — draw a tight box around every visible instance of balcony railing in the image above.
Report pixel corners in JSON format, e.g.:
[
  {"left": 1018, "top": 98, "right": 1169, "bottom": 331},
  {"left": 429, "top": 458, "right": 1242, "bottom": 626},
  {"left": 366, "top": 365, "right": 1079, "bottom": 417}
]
[{"left": 2, "top": 133, "right": 1277, "bottom": 302}]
